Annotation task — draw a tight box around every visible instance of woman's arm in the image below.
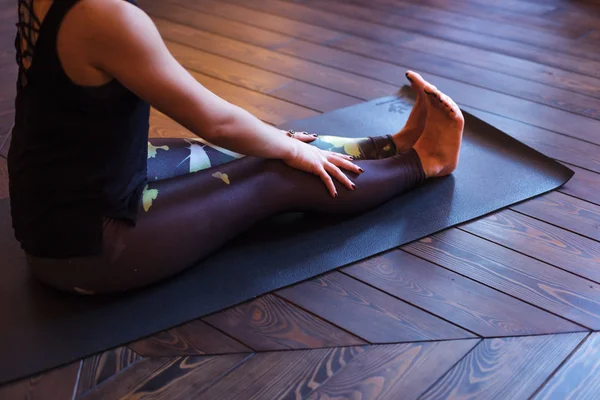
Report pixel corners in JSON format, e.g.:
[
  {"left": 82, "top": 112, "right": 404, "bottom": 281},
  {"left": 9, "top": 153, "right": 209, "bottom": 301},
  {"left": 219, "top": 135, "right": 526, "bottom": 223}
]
[
  {"left": 72, "top": 0, "right": 296, "bottom": 159},
  {"left": 66, "top": 0, "right": 361, "bottom": 196}
]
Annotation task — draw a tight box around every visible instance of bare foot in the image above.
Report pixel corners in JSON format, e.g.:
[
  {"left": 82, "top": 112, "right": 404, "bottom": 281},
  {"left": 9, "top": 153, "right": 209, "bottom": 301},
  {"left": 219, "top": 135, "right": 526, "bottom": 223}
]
[
  {"left": 414, "top": 84, "right": 464, "bottom": 178},
  {"left": 392, "top": 70, "right": 429, "bottom": 152}
]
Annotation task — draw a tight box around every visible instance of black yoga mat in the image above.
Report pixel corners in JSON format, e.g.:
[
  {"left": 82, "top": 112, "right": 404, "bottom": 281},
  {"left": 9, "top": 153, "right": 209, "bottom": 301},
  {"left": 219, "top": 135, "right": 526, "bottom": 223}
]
[{"left": 0, "top": 89, "right": 573, "bottom": 384}]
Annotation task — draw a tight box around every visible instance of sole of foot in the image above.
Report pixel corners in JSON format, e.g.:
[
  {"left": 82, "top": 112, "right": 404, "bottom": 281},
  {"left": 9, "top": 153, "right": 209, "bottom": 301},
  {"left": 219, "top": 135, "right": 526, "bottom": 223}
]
[{"left": 413, "top": 83, "right": 465, "bottom": 178}]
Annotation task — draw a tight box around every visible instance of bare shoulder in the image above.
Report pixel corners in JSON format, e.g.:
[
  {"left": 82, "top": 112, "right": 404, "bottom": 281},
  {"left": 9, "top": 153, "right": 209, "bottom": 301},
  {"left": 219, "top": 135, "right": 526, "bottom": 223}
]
[
  {"left": 64, "top": 0, "right": 152, "bottom": 41},
  {"left": 60, "top": 0, "right": 161, "bottom": 76}
]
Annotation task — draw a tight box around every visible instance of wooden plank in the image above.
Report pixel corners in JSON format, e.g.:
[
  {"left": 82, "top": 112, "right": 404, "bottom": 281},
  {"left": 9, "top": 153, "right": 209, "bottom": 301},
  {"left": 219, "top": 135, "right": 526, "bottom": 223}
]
[
  {"left": 368, "top": 0, "right": 587, "bottom": 36},
  {"left": 404, "top": 230, "right": 600, "bottom": 329},
  {"left": 343, "top": 250, "right": 583, "bottom": 337},
  {"left": 461, "top": 209, "right": 600, "bottom": 283},
  {"left": 230, "top": 0, "right": 600, "bottom": 97},
  {"left": 273, "top": 39, "right": 600, "bottom": 143},
  {"left": 196, "top": 346, "right": 365, "bottom": 400},
  {"left": 187, "top": 71, "right": 318, "bottom": 125},
  {"left": 375, "top": 0, "right": 588, "bottom": 60},
  {"left": 278, "top": 271, "right": 475, "bottom": 342},
  {"left": 149, "top": 109, "right": 194, "bottom": 139},
  {"left": 306, "top": 340, "right": 479, "bottom": 400},
  {"left": 329, "top": 34, "right": 600, "bottom": 121},
  {"left": 544, "top": 8, "right": 600, "bottom": 31},
  {"left": 560, "top": 164, "right": 600, "bottom": 206},
  {"left": 81, "top": 354, "right": 250, "bottom": 400},
  {"left": 0, "top": 361, "right": 80, "bottom": 400},
  {"left": 420, "top": 333, "right": 586, "bottom": 400},
  {"left": 203, "top": 293, "right": 365, "bottom": 351},
  {"left": 128, "top": 319, "right": 251, "bottom": 356},
  {"left": 165, "top": 40, "right": 360, "bottom": 112},
  {"left": 165, "top": 40, "right": 293, "bottom": 93},
  {"left": 155, "top": 0, "right": 600, "bottom": 140},
  {"left": 152, "top": 18, "right": 397, "bottom": 99},
  {"left": 533, "top": 332, "right": 600, "bottom": 400},
  {"left": 459, "top": 0, "right": 557, "bottom": 14},
  {"left": 268, "top": 80, "right": 361, "bottom": 112},
  {"left": 309, "top": 0, "right": 600, "bottom": 79},
  {"left": 512, "top": 191, "right": 600, "bottom": 241},
  {"left": 463, "top": 107, "right": 600, "bottom": 174},
  {"left": 150, "top": 5, "right": 600, "bottom": 142},
  {"left": 141, "top": 0, "right": 291, "bottom": 49},
  {"left": 170, "top": 0, "right": 343, "bottom": 44},
  {"left": 76, "top": 347, "right": 142, "bottom": 397}
]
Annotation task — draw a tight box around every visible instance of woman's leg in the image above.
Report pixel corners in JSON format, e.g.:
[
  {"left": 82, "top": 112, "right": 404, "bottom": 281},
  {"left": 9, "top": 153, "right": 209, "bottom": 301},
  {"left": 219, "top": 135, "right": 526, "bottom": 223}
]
[
  {"left": 31, "top": 80, "right": 462, "bottom": 294},
  {"left": 144, "top": 76, "right": 431, "bottom": 180}
]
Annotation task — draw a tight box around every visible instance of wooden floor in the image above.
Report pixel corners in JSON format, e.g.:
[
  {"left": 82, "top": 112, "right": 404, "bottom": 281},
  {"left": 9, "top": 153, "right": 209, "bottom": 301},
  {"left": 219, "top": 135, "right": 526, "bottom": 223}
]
[{"left": 2, "top": 0, "right": 600, "bottom": 398}]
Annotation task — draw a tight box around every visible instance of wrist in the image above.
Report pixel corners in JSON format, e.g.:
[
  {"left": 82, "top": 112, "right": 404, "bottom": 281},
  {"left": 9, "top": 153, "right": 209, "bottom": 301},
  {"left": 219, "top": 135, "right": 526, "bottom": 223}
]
[{"left": 281, "top": 135, "right": 300, "bottom": 162}]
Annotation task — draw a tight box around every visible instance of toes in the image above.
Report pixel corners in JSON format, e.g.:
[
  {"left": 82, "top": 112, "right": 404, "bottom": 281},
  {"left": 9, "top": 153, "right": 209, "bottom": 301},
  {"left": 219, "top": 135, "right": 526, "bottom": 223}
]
[
  {"left": 424, "top": 89, "right": 462, "bottom": 118},
  {"left": 405, "top": 70, "right": 426, "bottom": 90}
]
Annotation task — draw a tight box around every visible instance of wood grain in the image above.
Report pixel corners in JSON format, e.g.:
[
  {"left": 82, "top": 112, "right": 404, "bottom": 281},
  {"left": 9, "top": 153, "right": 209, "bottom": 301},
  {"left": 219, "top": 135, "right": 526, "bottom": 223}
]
[
  {"left": 361, "top": 0, "right": 597, "bottom": 61},
  {"left": 420, "top": 333, "right": 586, "bottom": 400},
  {"left": 81, "top": 354, "right": 250, "bottom": 400},
  {"left": 300, "top": 0, "right": 600, "bottom": 79},
  {"left": 128, "top": 319, "right": 251, "bottom": 356},
  {"left": 404, "top": 230, "right": 600, "bottom": 329},
  {"left": 230, "top": 0, "right": 600, "bottom": 99},
  {"left": 512, "top": 191, "right": 600, "bottom": 241},
  {"left": 196, "top": 346, "right": 366, "bottom": 400},
  {"left": 164, "top": 40, "right": 360, "bottom": 112},
  {"left": 0, "top": 361, "right": 80, "bottom": 400},
  {"left": 560, "top": 165, "right": 600, "bottom": 206},
  {"left": 461, "top": 209, "right": 600, "bottom": 283},
  {"left": 204, "top": 294, "right": 365, "bottom": 351},
  {"left": 462, "top": 107, "right": 600, "bottom": 174},
  {"left": 343, "top": 250, "right": 583, "bottom": 337},
  {"left": 534, "top": 333, "right": 600, "bottom": 400},
  {"left": 151, "top": 15, "right": 399, "bottom": 99},
  {"left": 170, "top": 0, "right": 600, "bottom": 120},
  {"left": 165, "top": 40, "right": 292, "bottom": 93},
  {"left": 186, "top": 70, "right": 318, "bottom": 125},
  {"left": 152, "top": 0, "right": 600, "bottom": 138},
  {"left": 172, "top": 0, "right": 343, "bottom": 44},
  {"left": 278, "top": 271, "right": 474, "bottom": 342},
  {"left": 76, "top": 347, "right": 143, "bottom": 397},
  {"left": 329, "top": 34, "right": 600, "bottom": 121},
  {"left": 149, "top": 109, "right": 195, "bottom": 139},
  {"left": 414, "top": 0, "right": 577, "bottom": 35},
  {"left": 306, "top": 340, "right": 478, "bottom": 400}
]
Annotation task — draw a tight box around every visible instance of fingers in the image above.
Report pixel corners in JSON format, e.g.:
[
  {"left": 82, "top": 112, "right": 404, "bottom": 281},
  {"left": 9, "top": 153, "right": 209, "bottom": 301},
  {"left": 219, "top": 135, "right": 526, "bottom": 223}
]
[
  {"left": 294, "top": 132, "right": 318, "bottom": 143},
  {"left": 284, "top": 130, "right": 318, "bottom": 143},
  {"left": 327, "top": 153, "right": 363, "bottom": 174},
  {"left": 318, "top": 168, "right": 337, "bottom": 197},
  {"left": 325, "top": 162, "right": 355, "bottom": 191}
]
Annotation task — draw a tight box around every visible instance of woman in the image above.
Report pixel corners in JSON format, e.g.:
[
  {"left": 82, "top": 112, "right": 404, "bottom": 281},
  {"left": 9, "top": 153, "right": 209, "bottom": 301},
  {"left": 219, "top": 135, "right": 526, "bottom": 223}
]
[{"left": 9, "top": 0, "right": 464, "bottom": 294}]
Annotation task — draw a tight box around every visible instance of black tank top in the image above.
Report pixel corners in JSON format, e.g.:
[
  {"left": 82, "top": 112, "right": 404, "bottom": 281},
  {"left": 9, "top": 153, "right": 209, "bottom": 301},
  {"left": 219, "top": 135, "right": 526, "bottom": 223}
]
[{"left": 8, "top": 0, "right": 150, "bottom": 257}]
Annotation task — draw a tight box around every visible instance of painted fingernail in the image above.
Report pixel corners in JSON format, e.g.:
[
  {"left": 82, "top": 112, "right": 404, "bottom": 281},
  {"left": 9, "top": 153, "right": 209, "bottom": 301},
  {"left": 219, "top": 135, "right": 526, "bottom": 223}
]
[
  {"left": 334, "top": 191, "right": 338, "bottom": 197},
  {"left": 405, "top": 72, "right": 413, "bottom": 82},
  {"left": 312, "top": 134, "right": 318, "bottom": 137},
  {"left": 351, "top": 183, "right": 356, "bottom": 190},
  {"left": 358, "top": 167, "right": 364, "bottom": 173},
  {"left": 303, "top": 132, "right": 310, "bottom": 135}
]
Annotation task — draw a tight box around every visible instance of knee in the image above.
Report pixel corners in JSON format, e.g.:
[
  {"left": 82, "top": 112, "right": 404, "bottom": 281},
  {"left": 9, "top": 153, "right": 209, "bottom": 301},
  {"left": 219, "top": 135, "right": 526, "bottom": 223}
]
[{"left": 27, "top": 254, "right": 100, "bottom": 295}]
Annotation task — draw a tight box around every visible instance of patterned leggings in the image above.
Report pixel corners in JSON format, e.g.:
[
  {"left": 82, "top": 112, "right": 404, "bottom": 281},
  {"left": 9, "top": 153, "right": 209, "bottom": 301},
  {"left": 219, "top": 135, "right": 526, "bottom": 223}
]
[{"left": 30, "top": 134, "right": 425, "bottom": 294}]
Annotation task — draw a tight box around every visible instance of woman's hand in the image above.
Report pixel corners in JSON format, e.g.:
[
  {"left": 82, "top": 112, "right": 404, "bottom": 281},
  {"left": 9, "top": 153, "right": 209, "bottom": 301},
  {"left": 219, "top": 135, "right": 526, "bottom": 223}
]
[{"left": 283, "top": 140, "right": 364, "bottom": 197}]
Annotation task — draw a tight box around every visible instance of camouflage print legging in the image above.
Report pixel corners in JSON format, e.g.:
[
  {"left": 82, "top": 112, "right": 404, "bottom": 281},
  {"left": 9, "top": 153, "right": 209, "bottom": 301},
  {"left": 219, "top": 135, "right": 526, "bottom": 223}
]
[{"left": 29, "top": 134, "right": 425, "bottom": 295}]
